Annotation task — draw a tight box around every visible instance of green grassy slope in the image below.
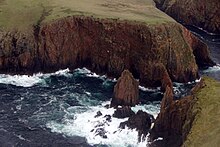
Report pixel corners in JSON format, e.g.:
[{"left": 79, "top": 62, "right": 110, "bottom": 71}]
[
  {"left": 0, "top": 0, "right": 174, "bottom": 31},
  {"left": 183, "top": 77, "right": 220, "bottom": 147}
]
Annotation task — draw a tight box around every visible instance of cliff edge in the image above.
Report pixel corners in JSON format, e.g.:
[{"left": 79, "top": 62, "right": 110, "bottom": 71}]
[
  {"left": 150, "top": 77, "right": 220, "bottom": 147},
  {"left": 183, "top": 77, "right": 220, "bottom": 147}
]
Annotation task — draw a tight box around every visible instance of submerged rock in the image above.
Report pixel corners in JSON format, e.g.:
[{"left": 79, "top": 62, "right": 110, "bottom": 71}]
[
  {"left": 113, "top": 106, "right": 135, "bottom": 119},
  {"left": 110, "top": 70, "right": 139, "bottom": 107}
]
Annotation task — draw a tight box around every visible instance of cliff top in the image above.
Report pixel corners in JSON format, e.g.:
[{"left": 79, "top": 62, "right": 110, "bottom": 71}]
[
  {"left": 184, "top": 77, "right": 220, "bottom": 146},
  {"left": 0, "top": 0, "right": 174, "bottom": 31}
]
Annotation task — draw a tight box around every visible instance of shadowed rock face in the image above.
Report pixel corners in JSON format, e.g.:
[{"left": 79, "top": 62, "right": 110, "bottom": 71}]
[
  {"left": 0, "top": 16, "right": 212, "bottom": 88},
  {"left": 120, "top": 110, "right": 153, "bottom": 141},
  {"left": 182, "top": 27, "right": 216, "bottom": 68},
  {"left": 154, "top": 0, "right": 220, "bottom": 34},
  {"left": 113, "top": 106, "right": 135, "bottom": 118},
  {"left": 111, "top": 70, "right": 139, "bottom": 107},
  {"left": 150, "top": 80, "right": 206, "bottom": 147}
]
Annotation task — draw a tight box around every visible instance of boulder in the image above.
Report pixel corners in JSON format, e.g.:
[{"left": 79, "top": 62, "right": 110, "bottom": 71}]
[
  {"left": 113, "top": 106, "right": 135, "bottom": 119},
  {"left": 104, "top": 115, "right": 112, "bottom": 122},
  {"left": 119, "top": 110, "right": 153, "bottom": 136},
  {"left": 94, "top": 111, "right": 102, "bottom": 118},
  {"left": 110, "top": 70, "right": 139, "bottom": 107}
]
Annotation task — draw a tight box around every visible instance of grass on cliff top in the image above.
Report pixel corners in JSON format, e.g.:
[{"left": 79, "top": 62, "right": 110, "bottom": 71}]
[
  {"left": 183, "top": 77, "right": 220, "bottom": 147},
  {"left": 0, "top": 0, "right": 174, "bottom": 31}
]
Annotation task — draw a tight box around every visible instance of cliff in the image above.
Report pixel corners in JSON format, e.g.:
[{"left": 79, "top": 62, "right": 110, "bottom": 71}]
[
  {"left": 150, "top": 77, "right": 220, "bottom": 147},
  {"left": 0, "top": 1, "right": 218, "bottom": 146},
  {"left": 183, "top": 78, "right": 220, "bottom": 147},
  {"left": 154, "top": 0, "right": 220, "bottom": 34},
  {"left": 0, "top": 0, "right": 214, "bottom": 88}
]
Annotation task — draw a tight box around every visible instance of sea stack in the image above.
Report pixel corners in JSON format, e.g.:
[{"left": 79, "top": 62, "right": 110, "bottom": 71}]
[{"left": 111, "top": 70, "right": 139, "bottom": 107}]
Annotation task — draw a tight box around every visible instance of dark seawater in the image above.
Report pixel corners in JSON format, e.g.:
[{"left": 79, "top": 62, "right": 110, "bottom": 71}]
[
  {"left": 0, "top": 68, "right": 163, "bottom": 147},
  {"left": 185, "top": 25, "right": 220, "bottom": 81}
]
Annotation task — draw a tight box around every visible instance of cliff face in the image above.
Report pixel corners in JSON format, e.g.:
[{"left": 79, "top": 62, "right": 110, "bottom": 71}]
[
  {"left": 150, "top": 80, "right": 206, "bottom": 147},
  {"left": 154, "top": 0, "right": 220, "bottom": 34},
  {"left": 0, "top": 16, "right": 203, "bottom": 87},
  {"left": 0, "top": 0, "right": 214, "bottom": 88}
]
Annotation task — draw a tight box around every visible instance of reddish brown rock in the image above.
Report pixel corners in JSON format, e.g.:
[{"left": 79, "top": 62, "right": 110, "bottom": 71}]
[
  {"left": 155, "top": 0, "right": 220, "bottom": 34},
  {"left": 182, "top": 27, "right": 216, "bottom": 68},
  {"left": 111, "top": 70, "right": 139, "bottom": 107},
  {"left": 150, "top": 80, "right": 205, "bottom": 147},
  {"left": 0, "top": 16, "right": 211, "bottom": 88}
]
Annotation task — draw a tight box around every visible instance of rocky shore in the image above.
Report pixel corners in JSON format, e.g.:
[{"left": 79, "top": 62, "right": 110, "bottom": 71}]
[{"left": 0, "top": 0, "right": 218, "bottom": 146}]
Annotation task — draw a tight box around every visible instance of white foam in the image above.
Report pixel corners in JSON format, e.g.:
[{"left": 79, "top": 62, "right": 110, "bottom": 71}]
[
  {"left": 131, "top": 102, "right": 161, "bottom": 118},
  {"left": 0, "top": 68, "right": 112, "bottom": 87},
  {"left": 139, "top": 86, "right": 161, "bottom": 93},
  {"left": 202, "top": 64, "right": 220, "bottom": 73},
  {"left": 54, "top": 68, "right": 70, "bottom": 75},
  {"left": 186, "top": 78, "right": 201, "bottom": 84},
  {"left": 74, "top": 68, "right": 106, "bottom": 79},
  {"left": 46, "top": 101, "right": 160, "bottom": 146},
  {"left": 0, "top": 74, "right": 44, "bottom": 87},
  {"left": 0, "top": 68, "right": 71, "bottom": 87}
]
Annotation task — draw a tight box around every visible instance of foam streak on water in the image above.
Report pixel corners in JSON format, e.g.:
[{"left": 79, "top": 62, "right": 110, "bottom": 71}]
[
  {"left": 202, "top": 64, "right": 220, "bottom": 73},
  {"left": 46, "top": 101, "right": 160, "bottom": 147},
  {"left": 0, "top": 68, "right": 71, "bottom": 87}
]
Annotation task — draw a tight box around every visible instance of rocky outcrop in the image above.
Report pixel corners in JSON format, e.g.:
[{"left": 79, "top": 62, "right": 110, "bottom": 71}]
[
  {"left": 120, "top": 110, "right": 153, "bottom": 140},
  {"left": 154, "top": 0, "right": 220, "bottom": 34},
  {"left": 113, "top": 106, "right": 135, "bottom": 118},
  {"left": 182, "top": 27, "right": 216, "bottom": 68},
  {"left": 111, "top": 70, "right": 139, "bottom": 107},
  {"left": 150, "top": 80, "right": 206, "bottom": 147}
]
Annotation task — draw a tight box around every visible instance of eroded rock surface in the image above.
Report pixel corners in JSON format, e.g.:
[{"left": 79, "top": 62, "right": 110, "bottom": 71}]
[
  {"left": 0, "top": 0, "right": 214, "bottom": 91},
  {"left": 150, "top": 80, "right": 206, "bottom": 147},
  {"left": 154, "top": 0, "right": 220, "bottom": 34},
  {"left": 0, "top": 15, "right": 211, "bottom": 88},
  {"left": 111, "top": 70, "right": 139, "bottom": 107},
  {"left": 120, "top": 110, "right": 153, "bottom": 141}
]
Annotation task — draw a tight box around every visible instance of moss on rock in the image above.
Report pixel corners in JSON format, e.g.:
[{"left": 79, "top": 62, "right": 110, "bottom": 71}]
[{"left": 183, "top": 77, "right": 220, "bottom": 147}]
